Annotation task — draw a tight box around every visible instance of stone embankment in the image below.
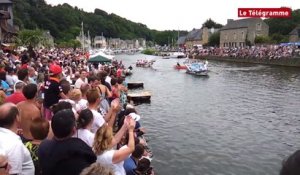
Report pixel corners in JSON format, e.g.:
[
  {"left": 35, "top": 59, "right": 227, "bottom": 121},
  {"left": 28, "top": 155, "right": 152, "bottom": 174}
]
[{"left": 194, "top": 55, "right": 300, "bottom": 67}]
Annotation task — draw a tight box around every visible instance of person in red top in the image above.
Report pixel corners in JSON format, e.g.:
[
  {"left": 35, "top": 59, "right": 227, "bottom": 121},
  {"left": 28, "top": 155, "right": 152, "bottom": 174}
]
[
  {"left": 43, "top": 64, "right": 67, "bottom": 120},
  {"left": 4, "top": 81, "right": 26, "bottom": 104},
  {"left": 116, "top": 67, "right": 123, "bottom": 78}
]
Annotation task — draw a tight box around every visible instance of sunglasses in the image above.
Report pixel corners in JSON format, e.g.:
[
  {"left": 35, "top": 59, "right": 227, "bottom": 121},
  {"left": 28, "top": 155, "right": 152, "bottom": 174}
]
[{"left": 0, "top": 162, "right": 8, "bottom": 169}]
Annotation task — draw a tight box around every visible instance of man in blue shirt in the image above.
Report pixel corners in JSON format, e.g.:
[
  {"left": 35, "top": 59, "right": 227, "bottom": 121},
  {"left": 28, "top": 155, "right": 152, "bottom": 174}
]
[{"left": 124, "top": 144, "right": 144, "bottom": 175}]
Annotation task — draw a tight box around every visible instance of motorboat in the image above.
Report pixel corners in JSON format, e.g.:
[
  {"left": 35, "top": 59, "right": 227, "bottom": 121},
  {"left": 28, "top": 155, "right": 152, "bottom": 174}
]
[
  {"left": 185, "top": 61, "right": 208, "bottom": 76},
  {"left": 173, "top": 52, "right": 187, "bottom": 58},
  {"left": 162, "top": 52, "right": 186, "bottom": 59}
]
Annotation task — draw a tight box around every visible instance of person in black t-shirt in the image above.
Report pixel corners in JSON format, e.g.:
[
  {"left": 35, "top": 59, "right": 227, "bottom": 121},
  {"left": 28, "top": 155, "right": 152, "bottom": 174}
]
[
  {"left": 38, "top": 109, "right": 96, "bottom": 175},
  {"left": 43, "top": 64, "right": 67, "bottom": 120}
]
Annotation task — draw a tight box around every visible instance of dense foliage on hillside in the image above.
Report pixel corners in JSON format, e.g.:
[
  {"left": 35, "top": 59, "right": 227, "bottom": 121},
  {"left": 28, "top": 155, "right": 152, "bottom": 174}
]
[
  {"left": 264, "top": 9, "right": 300, "bottom": 43},
  {"left": 12, "top": 0, "right": 188, "bottom": 45},
  {"left": 202, "top": 18, "right": 223, "bottom": 29}
]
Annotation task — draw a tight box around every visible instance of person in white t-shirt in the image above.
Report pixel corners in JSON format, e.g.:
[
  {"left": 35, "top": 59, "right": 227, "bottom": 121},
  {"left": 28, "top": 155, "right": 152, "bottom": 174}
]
[
  {"left": 75, "top": 70, "right": 88, "bottom": 89},
  {"left": 74, "top": 109, "right": 94, "bottom": 147},
  {"left": 86, "top": 89, "right": 105, "bottom": 133},
  {"left": 93, "top": 116, "right": 136, "bottom": 175},
  {"left": 0, "top": 103, "right": 34, "bottom": 175},
  {"left": 0, "top": 151, "right": 10, "bottom": 175}
]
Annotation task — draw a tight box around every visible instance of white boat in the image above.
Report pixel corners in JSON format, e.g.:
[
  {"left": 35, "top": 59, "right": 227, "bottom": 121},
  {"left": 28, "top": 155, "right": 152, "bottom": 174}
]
[
  {"left": 162, "top": 52, "right": 186, "bottom": 59},
  {"left": 172, "top": 52, "right": 186, "bottom": 58},
  {"left": 185, "top": 61, "right": 209, "bottom": 76}
]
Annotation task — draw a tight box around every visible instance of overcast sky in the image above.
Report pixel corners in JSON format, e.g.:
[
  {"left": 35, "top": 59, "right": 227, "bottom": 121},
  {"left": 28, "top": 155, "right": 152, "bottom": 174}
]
[{"left": 45, "top": 0, "right": 300, "bottom": 31}]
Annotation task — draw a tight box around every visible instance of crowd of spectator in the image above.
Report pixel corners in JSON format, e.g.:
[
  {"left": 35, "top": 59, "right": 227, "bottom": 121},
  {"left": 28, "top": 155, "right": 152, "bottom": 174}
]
[
  {"left": 0, "top": 48, "right": 153, "bottom": 175},
  {"left": 189, "top": 45, "right": 300, "bottom": 59}
]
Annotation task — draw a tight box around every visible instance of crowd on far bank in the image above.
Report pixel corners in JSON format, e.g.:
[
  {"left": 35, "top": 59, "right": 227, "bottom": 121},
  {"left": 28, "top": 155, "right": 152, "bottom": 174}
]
[
  {"left": 0, "top": 48, "right": 154, "bottom": 175},
  {"left": 1, "top": 47, "right": 300, "bottom": 175},
  {"left": 189, "top": 45, "right": 300, "bottom": 59}
]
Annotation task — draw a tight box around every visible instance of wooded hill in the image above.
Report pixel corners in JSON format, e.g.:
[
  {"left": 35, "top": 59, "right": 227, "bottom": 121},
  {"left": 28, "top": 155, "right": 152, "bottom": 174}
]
[
  {"left": 12, "top": 0, "right": 300, "bottom": 45},
  {"left": 12, "top": 0, "right": 188, "bottom": 46}
]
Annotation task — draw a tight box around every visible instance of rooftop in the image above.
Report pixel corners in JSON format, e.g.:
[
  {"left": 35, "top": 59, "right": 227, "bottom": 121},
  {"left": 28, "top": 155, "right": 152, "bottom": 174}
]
[
  {"left": 186, "top": 29, "right": 202, "bottom": 41},
  {"left": 177, "top": 36, "right": 186, "bottom": 45},
  {"left": 0, "top": 0, "right": 12, "bottom": 4},
  {"left": 221, "top": 18, "right": 264, "bottom": 30},
  {"left": 289, "top": 25, "right": 300, "bottom": 35}
]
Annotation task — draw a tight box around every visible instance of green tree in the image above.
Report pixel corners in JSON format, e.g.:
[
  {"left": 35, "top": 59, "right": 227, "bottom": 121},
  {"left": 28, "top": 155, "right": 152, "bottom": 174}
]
[
  {"left": 17, "top": 29, "right": 46, "bottom": 48},
  {"left": 13, "top": 0, "right": 189, "bottom": 46},
  {"left": 265, "top": 9, "right": 300, "bottom": 35},
  {"left": 208, "top": 32, "right": 220, "bottom": 46},
  {"left": 270, "top": 33, "right": 289, "bottom": 43},
  {"left": 254, "top": 36, "right": 272, "bottom": 44},
  {"left": 69, "top": 39, "right": 81, "bottom": 50},
  {"left": 202, "top": 18, "right": 223, "bottom": 28}
]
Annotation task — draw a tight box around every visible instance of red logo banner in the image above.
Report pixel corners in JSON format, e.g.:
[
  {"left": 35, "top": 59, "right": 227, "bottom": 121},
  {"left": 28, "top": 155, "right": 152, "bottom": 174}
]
[{"left": 238, "top": 8, "right": 291, "bottom": 18}]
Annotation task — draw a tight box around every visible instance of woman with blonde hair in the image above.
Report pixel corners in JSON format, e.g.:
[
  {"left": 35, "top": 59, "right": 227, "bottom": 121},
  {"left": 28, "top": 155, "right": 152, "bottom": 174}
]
[
  {"left": 93, "top": 116, "right": 136, "bottom": 175},
  {"left": 80, "top": 163, "right": 114, "bottom": 175},
  {"left": 0, "top": 90, "right": 5, "bottom": 105}
]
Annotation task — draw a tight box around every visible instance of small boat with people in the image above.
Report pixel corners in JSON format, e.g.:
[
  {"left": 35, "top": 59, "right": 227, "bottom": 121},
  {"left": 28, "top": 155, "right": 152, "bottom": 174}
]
[
  {"left": 185, "top": 60, "right": 209, "bottom": 76},
  {"left": 124, "top": 65, "right": 133, "bottom": 76},
  {"left": 136, "top": 59, "right": 155, "bottom": 68},
  {"left": 174, "top": 62, "right": 187, "bottom": 70}
]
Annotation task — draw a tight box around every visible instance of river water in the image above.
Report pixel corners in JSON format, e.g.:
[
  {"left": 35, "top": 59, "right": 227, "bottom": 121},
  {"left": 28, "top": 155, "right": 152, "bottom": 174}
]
[{"left": 116, "top": 54, "right": 300, "bottom": 175}]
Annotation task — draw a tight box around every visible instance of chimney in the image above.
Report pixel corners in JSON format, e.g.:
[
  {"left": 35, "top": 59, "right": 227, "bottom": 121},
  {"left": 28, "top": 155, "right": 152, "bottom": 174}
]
[{"left": 227, "top": 19, "right": 234, "bottom": 24}]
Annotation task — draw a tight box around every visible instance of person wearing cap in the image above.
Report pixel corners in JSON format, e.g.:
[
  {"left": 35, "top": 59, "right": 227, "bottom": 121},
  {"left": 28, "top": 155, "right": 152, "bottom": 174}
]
[{"left": 43, "top": 64, "right": 67, "bottom": 120}]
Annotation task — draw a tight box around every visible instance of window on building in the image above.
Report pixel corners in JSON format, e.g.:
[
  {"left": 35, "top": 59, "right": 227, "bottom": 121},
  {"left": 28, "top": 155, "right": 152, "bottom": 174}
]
[
  {"left": 242, "top": 32, "right": 245, "bottom": 39},
  {"left": 0, "top": 5, "right": 8, "bottom": 11},
  {"left": 256, "top": 23, "right": 262, "bottom": 31},
  {"left": 298, "top": 29, "right": 300, "bottom": 37}
]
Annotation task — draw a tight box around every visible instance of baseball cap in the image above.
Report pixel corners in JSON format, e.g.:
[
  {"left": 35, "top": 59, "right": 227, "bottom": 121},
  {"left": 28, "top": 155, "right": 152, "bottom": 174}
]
[
  {"left": 129, "top": 113, "right": 140, "bottom": 121},
  {"left": 49, "top": 64, "right": 62, "bottom": 75}
]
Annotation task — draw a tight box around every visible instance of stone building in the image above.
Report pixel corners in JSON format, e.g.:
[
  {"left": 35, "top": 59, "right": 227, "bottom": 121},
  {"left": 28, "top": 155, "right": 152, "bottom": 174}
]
[
  {"left": 220, "top": 18, "right": 269, "bottom": 48},
  {"left": 182, "top": 27, "right": 217, "bottom": 48},
  {"left": 94, "top": 36, "right": 107, "bottom": 48},
  {"left": 138, "top": 38, "right": 146, "bottom": 48},
  {"left": 0, "top": 0, "right": 17, "bottom": 43},
  {"left": 289, "top": 26, "right": 300, "bottom": 43}
]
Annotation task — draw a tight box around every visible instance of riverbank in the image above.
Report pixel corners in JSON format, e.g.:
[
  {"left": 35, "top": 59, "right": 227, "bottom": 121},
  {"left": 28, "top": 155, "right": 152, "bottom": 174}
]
[
  {"left": 118, "top": 54, "right": 300, "bottom": 175},
  {"left": 194, "top": 55, "right": 300, "bottom": 67}
]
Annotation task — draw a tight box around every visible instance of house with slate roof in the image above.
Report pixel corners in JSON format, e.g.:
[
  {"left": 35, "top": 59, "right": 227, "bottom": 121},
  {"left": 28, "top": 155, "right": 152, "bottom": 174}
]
[
  {"left": 176, "top": 36, "right": 186, "bottom": 48},
  {"left": 289, "top": 26, "right": 300, "bottom": 42},
  {"left": 0, "top": 0, "right": 17, "bottom": 43},
  {"left": 220, "top": 18, "right": 269, "bottom": 48},
  {"left": 182, "top": 27, "right": 218, "bottom": 48}
]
